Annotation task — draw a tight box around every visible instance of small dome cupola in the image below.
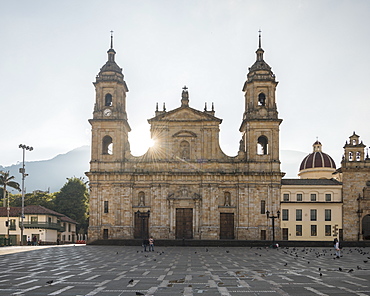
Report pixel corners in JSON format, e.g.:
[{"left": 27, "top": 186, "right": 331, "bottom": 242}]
[
  {"left": 96, "top": 31, "right": 124, "bottom": 81},
  {"left": 299, "top": 140, "right": 336, "bottom": 179},
  {"left": 245, "top": 31, "right": 276, "bottom": 83}
]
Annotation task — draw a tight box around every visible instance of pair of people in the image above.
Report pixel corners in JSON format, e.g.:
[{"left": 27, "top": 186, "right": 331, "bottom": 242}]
[{"left": 142, "top": 236, "right": 154, "bottom": 251}]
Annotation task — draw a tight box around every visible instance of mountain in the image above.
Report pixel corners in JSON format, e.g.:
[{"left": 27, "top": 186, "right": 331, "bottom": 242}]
[
  {"left": 0, "top": 146, "right": 304, "bottom": 194},
  {"left": 0, "top": 146, "right": 90, "bottom": 193}
]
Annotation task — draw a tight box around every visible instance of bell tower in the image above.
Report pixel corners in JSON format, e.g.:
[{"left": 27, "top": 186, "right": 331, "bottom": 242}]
[
  {"left": 89, "top": 32, "right": 131, "bottom": 171},
  {"left": 239, "top": 32, "right": 282, "bottom": 172}
]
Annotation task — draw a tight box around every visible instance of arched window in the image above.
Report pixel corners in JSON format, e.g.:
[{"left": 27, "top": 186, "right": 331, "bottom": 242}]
[
  {"left": 105, "top": 93, "right": 113, "bottom": 106},
  {"left": 138, "top": 191, "right": 145, "bottom": 206},
  {"left": 257, "top": 136, "right": 268, "bottom": 155},
  {"left": 258, "top": 93, "right": 266, "bottom": 106},
  {"left": 102, "top": 135, "right": 113, "bottom": 155},
  {"left": 224, "top": 192, "right": 231, "bottom": 206},
  {"left": 349, "top": 151, "right": 353, "bottom": 161},
  {"left": 180, "top": 140, "right": 190, "bottom": 159},
  {"left": 356, "top": 151, "right": 361, "bottom": 161}
]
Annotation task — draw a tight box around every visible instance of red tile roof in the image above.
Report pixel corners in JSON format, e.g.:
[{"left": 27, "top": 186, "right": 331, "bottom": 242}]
[{"left": 0, "top": 205, "right": 77, "bottom": 224}]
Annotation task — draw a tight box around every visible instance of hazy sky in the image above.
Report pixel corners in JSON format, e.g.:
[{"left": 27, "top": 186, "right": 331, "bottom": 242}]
[{"left": 1, "top": 0, "right": 370, "bottom": 177}]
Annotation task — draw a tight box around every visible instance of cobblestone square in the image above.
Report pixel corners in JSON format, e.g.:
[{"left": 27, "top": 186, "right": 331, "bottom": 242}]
[{"left": 1, "top": 245, "right": 370, "bottom": 295}]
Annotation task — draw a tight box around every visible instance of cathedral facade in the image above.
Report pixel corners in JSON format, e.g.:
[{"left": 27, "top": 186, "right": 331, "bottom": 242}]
[
  {"left": 86, "top": 36, "right": 370, "bottom": 243},
  {"left": 86, "top": 35, "right": 284, "bottom": 242}
]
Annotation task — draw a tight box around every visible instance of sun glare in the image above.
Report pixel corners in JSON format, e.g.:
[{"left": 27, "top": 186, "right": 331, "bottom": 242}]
[{"left": 129, "top": 128, "right": 156, "bottom": 156}]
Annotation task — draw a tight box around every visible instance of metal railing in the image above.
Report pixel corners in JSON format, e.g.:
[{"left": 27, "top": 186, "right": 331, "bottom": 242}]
[{"left": 21, "top": 222, "right": 64, "bottom": 231}]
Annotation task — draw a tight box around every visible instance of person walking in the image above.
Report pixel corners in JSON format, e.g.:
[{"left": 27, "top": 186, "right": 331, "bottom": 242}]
[
  {"left": 334, "top": 238, "right": 341, "bottom": 258},
  {"left": 142, "top": 238, "right": 148, "bottom": 252},
  {"left": 149, "top": 236, "right": 154, "bottom": 252}
]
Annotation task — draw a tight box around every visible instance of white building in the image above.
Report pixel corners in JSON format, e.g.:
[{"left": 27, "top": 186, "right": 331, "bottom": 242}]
[
  {"left": 0, "top": 205, "right": 77, "bottom": 245},
  {"left": 281, "top": 141, "right": 343, "bottom": 241}
]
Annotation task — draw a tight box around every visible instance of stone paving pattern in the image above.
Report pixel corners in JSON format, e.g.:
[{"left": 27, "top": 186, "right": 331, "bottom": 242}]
[{"left": 1, "top": 245, "right": 370, "bottom": 295}]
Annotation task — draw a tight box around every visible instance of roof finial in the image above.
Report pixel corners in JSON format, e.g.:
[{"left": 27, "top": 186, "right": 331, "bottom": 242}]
[
  {"left": 110, "top": 30, "right": 114, "bottom": 49},
  {"left": 181, "top": 85, "right": 189, "bottom": 107},
  {"left": 258, "top": 29, "right": 262, "bottom": 48}
]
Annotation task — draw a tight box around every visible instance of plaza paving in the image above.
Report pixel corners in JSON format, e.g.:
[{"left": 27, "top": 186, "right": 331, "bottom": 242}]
[{"left": 0, "top": 244, "right": 370, "bottom": 295}]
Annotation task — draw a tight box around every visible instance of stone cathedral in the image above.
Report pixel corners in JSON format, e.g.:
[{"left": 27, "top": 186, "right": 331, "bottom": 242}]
[{"left": 86, "top": 35, "right": 284, "bottom": 242}]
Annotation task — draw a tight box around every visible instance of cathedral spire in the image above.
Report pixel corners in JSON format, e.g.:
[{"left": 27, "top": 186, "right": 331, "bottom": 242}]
[
  {"left": 256, "top": 30, "right": 264, "bottom": 62},
  {"left": 258, "top": 29, "right": 262, "bottom": 48},
  {"left": 107, "top": 30, "right": 116, "bottom": 62}
]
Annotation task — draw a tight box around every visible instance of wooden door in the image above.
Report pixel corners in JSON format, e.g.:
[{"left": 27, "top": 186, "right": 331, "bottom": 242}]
[
  {"left": 220, "top": 213, "right": 234, "bottom": 239},
  {"left": 134, "top": 211, "right": 149, "bottom": 239},
  {"left": 176, "top": 208, "right": 193, "bottom": 239}
]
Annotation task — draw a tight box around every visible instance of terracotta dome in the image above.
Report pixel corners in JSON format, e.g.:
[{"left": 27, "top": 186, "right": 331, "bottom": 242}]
[{"left": 299, "top": 141, "right": 336, "bottom": 171}]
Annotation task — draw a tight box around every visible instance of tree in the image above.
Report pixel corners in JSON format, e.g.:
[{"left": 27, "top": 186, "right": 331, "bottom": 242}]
[
  {"left": 54, "top": 177, "right": 89, "bottom": 233},
  {"left": 0, "top": 171, "right": 20, "bottom": 207},
  {"left": 10, "top": 191, "right": 56, "bottom": 208}
]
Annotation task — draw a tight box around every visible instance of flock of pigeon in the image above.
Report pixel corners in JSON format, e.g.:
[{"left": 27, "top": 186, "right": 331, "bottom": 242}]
[
  {"left": 42, "top": 246, "right": 369, "bottom": 295},
  {"left": 278, "top": 246, "right": 370, "bottom": 277}
]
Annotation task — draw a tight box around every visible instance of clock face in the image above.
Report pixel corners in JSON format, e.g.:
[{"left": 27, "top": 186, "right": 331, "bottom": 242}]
[{"left": 103, "top": 109, "right": 112, "bottom": 116}]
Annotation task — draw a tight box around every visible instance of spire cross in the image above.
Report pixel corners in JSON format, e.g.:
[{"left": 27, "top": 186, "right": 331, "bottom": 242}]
[
  {"left": 258, "top": 29, "right": 262, "bottom": 48},
  {"left": 183, "top": 85, "right": 188, "bottom": 91},
  {"left": 110, "top": 30, "right": 114, "bottom": 49}
]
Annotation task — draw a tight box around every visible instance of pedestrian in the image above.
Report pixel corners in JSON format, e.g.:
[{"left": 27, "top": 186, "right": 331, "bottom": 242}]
[
  {"left": 27, "top": 236, "right": 31, "bottom": 246},
  {"left": 334, "top": 238, "right": 341, "bottom": 258},
  {"left": 149, "top": 236, "right": 154, "bottom": 252},
  {"left": 32, "top": 236, "right": 37, "bottom": 246},
  {"left": 142, "top": 238, "right": 148, "bottom": 252}
]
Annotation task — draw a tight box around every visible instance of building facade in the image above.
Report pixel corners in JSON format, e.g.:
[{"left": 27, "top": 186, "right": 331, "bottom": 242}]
[
  {"left": 86, "top": 36, "right": 370, "bottom": 243},
  {"left": 0, "top": 205, "right": 77, "bottom": 245},
  {"left": 87, "top": 35, "right": 283, "bottom": 242},
  {"left": 281, "top": 141, "right": 343, "bottom": 241},
  {"left": 340, "top": 133, "right": 370, "bottom": 241}
]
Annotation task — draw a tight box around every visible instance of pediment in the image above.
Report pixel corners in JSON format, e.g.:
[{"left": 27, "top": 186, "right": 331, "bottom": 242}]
[
  {"left": 167, "top": 187, "right": 202, "bottom": 200},
  {"left": 173, "top": 130, "right": 197, "bottom": 138},
  {"left": 148, "top": 106, "right": 222, "bottom": 123}
]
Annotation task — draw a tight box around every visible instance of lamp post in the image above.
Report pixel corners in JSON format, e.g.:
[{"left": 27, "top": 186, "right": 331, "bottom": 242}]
[
  {"left": 19, "top": 144, "right": 33, "bottom": 246},
  {"left": 266, "top": 210, "right": 280, "bottom": 248}
]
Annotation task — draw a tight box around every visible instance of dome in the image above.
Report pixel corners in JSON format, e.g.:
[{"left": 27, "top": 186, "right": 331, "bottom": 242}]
[
  {"left": 299, "top": 141, "right": 336, "bottom": 171},
  {"left": 298, "top": 141, "right": 337, "bottom": 179}
]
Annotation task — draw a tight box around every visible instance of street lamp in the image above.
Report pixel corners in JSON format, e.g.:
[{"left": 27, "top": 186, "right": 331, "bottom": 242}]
[
  {"left": 19, "top": 144, "right": 33, "bottom": 246},
  {"left": 266, "top": 210, "right": 280, "bottom": 248}
]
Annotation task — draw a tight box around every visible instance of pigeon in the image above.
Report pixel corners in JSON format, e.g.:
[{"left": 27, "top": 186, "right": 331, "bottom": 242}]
[
  {"left": 226, "top": 250, "right": 229, "bottom": 253},
  {"left": 319, "top": 268, "right": 321, "bottom": 271},
  {"left": 320, "top": 273, "right": 322, "bottom": 277},
  {"left": 357, "top": 265, "right": 362, "bottom": 270},
  {"left": 136, "top": 292, "right": 144, "bottom": 295},
  {"left": 348, "top": 269, "right": 354, "bottom": 273},
  {"left": 364, "top": 260, "right": 368, "bottom": 263},
  {"left": 46, "top": 280, "right": 53, "bottom": 285},
  {"left": 339, "top": 267, "right": 342, "bottom": 271},
  {"left": 284, "top": 263, "right": 287, "bottom": 266},
  {"left": 128, "top": 279, "right": 134, "bottom": 284}
]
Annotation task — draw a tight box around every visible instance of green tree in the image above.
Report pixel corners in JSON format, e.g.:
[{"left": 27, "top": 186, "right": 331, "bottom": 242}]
[
  {"left": 10, "top": 192, "right": 56, "bottom": 208},
  {"left": 54, "top": 177, "right": 89, "bottom": 233},
  {"left": 0, "top": 171, "right": 20, "bottom": 207}
]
